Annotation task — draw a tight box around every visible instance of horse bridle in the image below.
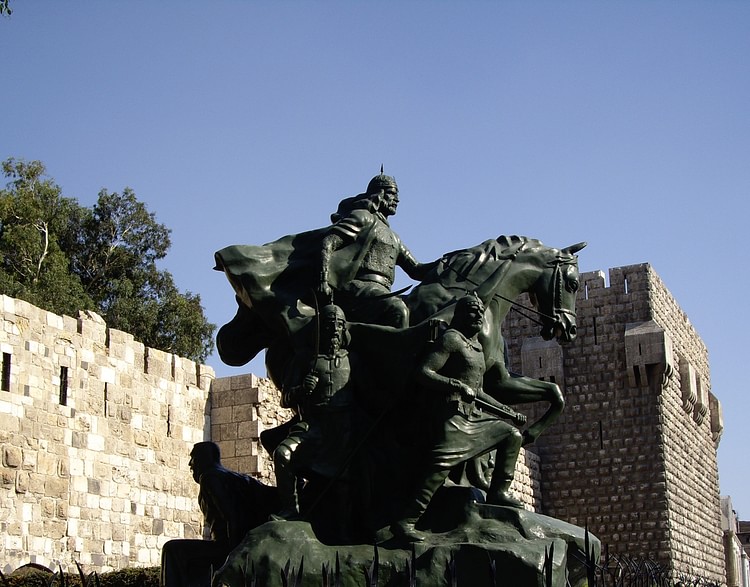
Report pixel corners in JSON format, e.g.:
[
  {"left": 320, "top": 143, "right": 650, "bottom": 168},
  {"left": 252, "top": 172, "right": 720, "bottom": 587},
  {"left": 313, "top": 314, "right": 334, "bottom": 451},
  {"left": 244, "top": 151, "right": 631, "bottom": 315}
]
[
  {"left": 495, "top": 254, "right": 577, "bottom": 328},
  {"left": 446, "top": 248, "right": 577, "bottom": 329}
]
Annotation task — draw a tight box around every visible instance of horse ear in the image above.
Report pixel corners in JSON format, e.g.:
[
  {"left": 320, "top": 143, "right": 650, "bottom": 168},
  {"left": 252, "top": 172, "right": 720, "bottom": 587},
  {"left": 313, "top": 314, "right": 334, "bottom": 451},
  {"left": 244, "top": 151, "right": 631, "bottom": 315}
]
[{"left": 562, "top": 242, "right": 587, "bottom": 255}]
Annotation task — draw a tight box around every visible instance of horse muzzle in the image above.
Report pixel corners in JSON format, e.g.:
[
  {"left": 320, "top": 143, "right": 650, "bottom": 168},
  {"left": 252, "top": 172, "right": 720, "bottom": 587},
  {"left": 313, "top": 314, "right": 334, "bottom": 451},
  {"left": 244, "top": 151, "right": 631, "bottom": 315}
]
[{"left": 541, "top": 315, "right": 577, "bottom": 343}]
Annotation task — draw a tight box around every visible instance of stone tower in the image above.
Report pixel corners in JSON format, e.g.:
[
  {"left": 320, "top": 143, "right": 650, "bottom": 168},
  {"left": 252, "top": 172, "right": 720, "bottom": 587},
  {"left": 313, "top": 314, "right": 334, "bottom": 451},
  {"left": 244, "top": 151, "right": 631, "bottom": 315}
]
[{"left": 503, "top": 263, "right": 725, "bottom": 582}]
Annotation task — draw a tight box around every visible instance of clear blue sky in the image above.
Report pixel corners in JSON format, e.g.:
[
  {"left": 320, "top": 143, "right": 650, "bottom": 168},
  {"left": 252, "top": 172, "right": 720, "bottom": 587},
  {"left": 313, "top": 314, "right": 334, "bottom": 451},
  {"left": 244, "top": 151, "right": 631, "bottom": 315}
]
[{"left": 3, "top": 1, "right": 749, "bottom": 516}]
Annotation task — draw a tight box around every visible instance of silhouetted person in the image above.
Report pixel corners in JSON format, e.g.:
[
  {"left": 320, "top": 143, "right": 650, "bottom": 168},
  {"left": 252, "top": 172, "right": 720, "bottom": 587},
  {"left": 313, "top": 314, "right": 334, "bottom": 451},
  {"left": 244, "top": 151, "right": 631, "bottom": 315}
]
[
  {"left": 160, "top": 442, "right": 279, "bottom": 587},
  {"left": 319, "top": 171, "right": 438, "bottom": 327}
]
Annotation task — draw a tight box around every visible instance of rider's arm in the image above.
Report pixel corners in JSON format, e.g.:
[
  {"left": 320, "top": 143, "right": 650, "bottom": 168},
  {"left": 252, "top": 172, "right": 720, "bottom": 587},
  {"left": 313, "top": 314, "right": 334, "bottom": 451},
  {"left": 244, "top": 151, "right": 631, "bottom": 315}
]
[
  {"left": 320, "top": 210, "right": 369, "bottom": 293},
  {"left": 416, "top": 332, "right": 472, "bottom": 399},
  {"left": 398, "top": 243, "right": 440, "bottom": 281}
]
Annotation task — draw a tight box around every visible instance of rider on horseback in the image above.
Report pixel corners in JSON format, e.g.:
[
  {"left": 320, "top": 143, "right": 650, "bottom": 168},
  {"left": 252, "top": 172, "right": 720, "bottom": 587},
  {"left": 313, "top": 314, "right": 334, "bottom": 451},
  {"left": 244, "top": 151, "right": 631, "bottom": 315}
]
[{"left": 319, "top": 171, "right": 438, "bottom": 327}]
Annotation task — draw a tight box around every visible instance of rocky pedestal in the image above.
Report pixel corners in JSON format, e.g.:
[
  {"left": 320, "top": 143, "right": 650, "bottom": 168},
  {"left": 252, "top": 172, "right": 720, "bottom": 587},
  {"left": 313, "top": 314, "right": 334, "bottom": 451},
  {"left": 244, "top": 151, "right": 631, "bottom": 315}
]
[{"left": 212, "top": 489, "right": 599, "bottom": 587}]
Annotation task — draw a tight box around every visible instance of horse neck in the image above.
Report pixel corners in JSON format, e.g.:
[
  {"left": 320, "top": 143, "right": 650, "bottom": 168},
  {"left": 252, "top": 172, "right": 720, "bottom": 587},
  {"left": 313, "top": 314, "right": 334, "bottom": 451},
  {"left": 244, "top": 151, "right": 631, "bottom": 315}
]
[
  {"left": 515, "top": 253, "right": 550, "bottom": 291},
  {"left": 479, "top": 253, "right": 542, "bottom": 307}
]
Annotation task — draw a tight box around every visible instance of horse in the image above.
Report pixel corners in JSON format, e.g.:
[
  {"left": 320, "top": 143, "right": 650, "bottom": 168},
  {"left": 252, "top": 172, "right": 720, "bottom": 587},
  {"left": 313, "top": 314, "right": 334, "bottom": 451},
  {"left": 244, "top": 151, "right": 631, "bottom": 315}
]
[
  {"left": 406, "top": 235, "right": 586, "bottom": 447},
  {"left": 214, "top": 232, "right": 585, "bottom": 537},
  {"left": 216, "top": 233, "right": 585, "bottom": 445}
]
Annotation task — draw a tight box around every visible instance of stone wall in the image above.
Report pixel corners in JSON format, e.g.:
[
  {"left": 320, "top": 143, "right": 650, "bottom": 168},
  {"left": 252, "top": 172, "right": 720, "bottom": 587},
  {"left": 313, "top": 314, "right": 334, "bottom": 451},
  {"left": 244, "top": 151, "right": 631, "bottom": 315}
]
[
  {"left": 209, "top": 374, "right": 293, "bottom": 486},
  {"left": 503, "top": 263, "right": 726, "bottom": 583},
  {"left": 0, "top": 295, "right": 213, "bottom": 573}
]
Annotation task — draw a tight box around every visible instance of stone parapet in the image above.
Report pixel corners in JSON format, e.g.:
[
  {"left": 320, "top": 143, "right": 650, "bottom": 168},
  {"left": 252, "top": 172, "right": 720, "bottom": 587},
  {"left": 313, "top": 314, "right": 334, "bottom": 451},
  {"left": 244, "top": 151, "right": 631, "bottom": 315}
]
[{"left": 0, "top": 296, "right": 212, "bottom": 573}]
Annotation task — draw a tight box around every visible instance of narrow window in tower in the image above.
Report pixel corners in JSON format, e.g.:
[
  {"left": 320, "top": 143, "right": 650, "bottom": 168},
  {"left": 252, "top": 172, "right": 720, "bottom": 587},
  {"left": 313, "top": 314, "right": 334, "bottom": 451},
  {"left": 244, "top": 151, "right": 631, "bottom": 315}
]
[
  {"left": 633, "top": 366, "right": 642, "bottom": 388},
  {"left": 104, "top": 383, "right": 109, "bottom": 416},
  {"left": 593, "top": 317, "right": 598, "bottom": 345},
  {"left": 59, "top": 366, "right": 69, "bottom": 405},
  {"left": 624, "top": 276, "right": 629, "bottom": 294},
  {"left": 1, "top": 353, "right": 10, "bottom": 391}
]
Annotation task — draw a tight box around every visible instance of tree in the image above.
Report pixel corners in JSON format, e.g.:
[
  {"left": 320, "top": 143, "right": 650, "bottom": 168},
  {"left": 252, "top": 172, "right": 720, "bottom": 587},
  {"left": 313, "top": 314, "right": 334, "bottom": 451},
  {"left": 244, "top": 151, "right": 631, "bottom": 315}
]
[
  {"left": 0, "top": 159, "right": 91, "bottom": 316},
  {"left": 70, "top": 187, "right": 171, "bottom": 311},
  {"left": 0, "top": 0, "right": 11, "bottom": 16},
  {"left": 0, "top": 159, "right": 215, "bottom": 362},
  {"left": 71, "top": 188, "right": 215, "bottom": 361}
]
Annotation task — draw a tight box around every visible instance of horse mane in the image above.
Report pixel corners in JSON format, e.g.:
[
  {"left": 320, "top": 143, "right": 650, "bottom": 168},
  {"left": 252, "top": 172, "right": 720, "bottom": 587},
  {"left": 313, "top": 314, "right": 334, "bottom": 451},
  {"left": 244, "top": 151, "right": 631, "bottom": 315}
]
[
  {"left": 408, "top": 234, "right": 569, "bottom": 323},
  {"left": 495, "top": 235, "right": 544, "bottom": 253},
  {"left": 496, "top": 235, "right": 579, "bottom": 262}
]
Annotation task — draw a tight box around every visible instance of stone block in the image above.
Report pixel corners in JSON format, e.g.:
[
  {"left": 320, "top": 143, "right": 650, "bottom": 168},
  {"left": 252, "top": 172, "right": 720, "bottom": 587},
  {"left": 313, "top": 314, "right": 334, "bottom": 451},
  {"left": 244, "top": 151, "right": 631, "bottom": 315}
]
[
  {"left": 36, "top": 452, "right": 58, "bottom": 475},
  {"left": 232, "top": 403, "right": 255, "bottom": 423},
  {"left": 211, "top": 406, "right": 232, "bottom": 425},
  {"left": 235, "top": 438, "right": 257, "bottom": 457},
  {"left": 3, "top": 445, "right": 22, "bottom": 468},
  {"left": 238, "top": 419, "right": 261, "bottom": 439},
  {"left": 230, "top": 374, "right": 258, "bottom": 391},
  {"left": 45, "top": 477, "right": 69, "bottom": 499}
]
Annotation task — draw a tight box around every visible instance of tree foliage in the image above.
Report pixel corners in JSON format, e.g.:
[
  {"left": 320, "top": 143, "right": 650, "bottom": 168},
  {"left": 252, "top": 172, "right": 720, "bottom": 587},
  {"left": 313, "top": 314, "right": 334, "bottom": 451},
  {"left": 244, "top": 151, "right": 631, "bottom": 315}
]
[
  {"left": 0, "top": 159, "right": 90, "bottom": 314},
  {"left": 0, "top": 158, "right": 215, "bottom": 362}
]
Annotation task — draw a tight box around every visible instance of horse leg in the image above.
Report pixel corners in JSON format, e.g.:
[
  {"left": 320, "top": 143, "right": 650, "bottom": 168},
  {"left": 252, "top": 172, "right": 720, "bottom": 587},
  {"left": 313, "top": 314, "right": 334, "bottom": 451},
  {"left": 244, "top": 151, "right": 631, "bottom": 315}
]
[{"left": 486, "top": 371, "right": 565, "bottom": 446}]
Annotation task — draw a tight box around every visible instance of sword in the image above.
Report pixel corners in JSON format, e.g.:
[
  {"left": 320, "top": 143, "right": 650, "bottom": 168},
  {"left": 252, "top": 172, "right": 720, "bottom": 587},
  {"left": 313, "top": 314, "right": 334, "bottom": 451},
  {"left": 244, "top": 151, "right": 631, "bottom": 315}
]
[{"left": 473, "top": 396, "right": 527, "bottom": 426}]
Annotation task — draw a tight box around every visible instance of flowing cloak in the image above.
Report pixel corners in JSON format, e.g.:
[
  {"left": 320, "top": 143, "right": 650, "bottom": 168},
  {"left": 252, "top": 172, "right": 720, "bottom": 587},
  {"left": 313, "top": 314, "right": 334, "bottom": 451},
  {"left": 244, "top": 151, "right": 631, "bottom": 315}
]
[
  {"left": 213, "top": 210, "right": 408, "bottom": 370},
  {"left": 216, "top": 221, "right": 436, "bottom": 372}
]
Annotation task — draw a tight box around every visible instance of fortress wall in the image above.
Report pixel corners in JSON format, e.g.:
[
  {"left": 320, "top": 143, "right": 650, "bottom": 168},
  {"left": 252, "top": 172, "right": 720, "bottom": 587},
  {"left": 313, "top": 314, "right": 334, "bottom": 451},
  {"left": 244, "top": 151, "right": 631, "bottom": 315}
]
[
  {"left": 0, "top": 295, "right": 212, "bottom": 573},
  {"left": 642, "top": 267, "right": 725, "bottom": 578},
  {"left": 503, "top": 263, "right": 725, "bottom": 583}
]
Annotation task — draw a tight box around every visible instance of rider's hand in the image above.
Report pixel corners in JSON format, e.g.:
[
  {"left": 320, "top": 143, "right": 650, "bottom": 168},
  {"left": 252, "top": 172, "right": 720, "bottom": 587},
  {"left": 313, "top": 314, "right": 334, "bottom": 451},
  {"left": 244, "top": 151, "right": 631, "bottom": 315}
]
[
  {"left": 318, "top": 271, "right": 333, "bottom": 299},
  {"left": 513, "top": 413, "right": 527, "bottom": 426},
  {"left": 460, "top": 384, "right": 476, "bottom": 401},
  {"left": 303, "top": 373, "right": 319, "bottom": 394}
]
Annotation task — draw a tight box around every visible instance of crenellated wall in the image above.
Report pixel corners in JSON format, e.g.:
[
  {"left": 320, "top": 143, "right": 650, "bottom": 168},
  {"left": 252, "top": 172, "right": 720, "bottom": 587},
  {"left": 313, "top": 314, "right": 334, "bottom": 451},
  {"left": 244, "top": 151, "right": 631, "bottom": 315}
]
[
  {"left": 503, "top": 263, "right": 726, "bottom": 583},
  {"left": 0, "top": 295, "right": 213, "bottom": 573}
]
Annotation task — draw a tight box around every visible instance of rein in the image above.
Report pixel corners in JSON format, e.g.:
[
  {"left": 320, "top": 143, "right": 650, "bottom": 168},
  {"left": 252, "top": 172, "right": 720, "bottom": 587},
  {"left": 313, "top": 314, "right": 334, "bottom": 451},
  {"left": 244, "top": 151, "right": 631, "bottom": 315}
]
[{"left": 442, "top": 248, "right": 575, "bottom": 326}]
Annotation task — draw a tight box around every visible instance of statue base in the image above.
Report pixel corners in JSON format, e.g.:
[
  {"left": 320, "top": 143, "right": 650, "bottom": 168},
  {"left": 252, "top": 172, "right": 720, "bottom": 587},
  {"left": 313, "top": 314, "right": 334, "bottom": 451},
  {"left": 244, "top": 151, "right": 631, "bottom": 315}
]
[{"left": 212, "top": 488, "right": 599, "bottom": 587}]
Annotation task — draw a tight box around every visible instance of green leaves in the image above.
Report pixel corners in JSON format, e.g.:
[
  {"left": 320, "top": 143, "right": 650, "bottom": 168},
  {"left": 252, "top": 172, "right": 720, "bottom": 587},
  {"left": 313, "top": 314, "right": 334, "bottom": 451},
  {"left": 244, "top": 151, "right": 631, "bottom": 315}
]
[
  {"left": 0, "top": 158, "right": 215, "bottom": 362},
  {"left": 0, "top": 158, "right": 90, "bottom": 315}
]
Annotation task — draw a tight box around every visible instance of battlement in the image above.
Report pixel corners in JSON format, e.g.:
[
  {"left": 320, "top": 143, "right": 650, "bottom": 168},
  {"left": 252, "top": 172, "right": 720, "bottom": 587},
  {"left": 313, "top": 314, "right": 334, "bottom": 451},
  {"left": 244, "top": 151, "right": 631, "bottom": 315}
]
[
  {"left": 0, "top": 295, "right": 214, "bottom": 572},
  {"left": 580, "top": 262, "right": 653, "bottom": 297}
]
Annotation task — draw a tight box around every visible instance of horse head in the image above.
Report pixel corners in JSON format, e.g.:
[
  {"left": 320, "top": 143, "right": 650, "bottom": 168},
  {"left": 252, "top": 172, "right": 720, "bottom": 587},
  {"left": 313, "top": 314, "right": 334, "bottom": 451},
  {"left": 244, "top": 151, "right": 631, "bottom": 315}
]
[{"left": 527, "top": 241, "right": 587, "bottom": 343}]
